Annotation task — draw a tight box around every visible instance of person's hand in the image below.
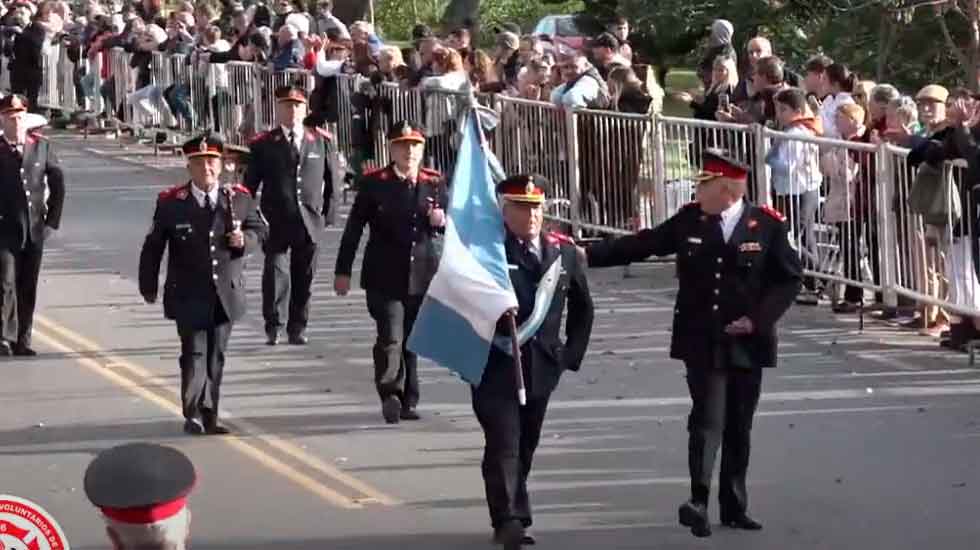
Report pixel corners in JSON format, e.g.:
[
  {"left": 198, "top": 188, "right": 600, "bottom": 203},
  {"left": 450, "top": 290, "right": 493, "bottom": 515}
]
[
  {"left": 574, "top": 245, "right": 587, "bottom": 265},
  {"left": 672, "top": 90, "right": 693, "bottom": 104},
  {"left": 715, "top": 109, "right": 735, "bottom": 122},
  {"left": 227, "top": 229, "right": 245, "bottom": 249},
  {"left": 428, "top": 206, "right": 446, "bottom": 228},
  {"left": 43, "top": 226, "right": 56, "bottom": 241},
  {"left": 724, "top": 316, "right": 755, "bottom": 335},
  {"left": 334, "top": 275, "right": 350, "bottom": 296},
  {"left": 142, "top": 292, "right": 157, "bottom": 304}
]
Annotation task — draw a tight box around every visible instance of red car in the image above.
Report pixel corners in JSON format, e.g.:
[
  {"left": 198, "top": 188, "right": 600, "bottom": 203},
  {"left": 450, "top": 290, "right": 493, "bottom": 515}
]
[{"left": 532, "top": 15, "right": 587, "bottom": 52}]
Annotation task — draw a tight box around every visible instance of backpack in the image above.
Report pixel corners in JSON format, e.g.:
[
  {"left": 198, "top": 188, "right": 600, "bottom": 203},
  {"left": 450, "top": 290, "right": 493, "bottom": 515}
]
[
  {"left": 909, "top": 161, "right": 961, "bottom": 227},
  {"left": 564, "top": 66, "right": 612, "bottom": 110}
]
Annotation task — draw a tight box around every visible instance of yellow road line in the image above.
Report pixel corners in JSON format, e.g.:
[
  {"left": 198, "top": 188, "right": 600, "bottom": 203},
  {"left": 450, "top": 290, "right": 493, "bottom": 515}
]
[{"left": 33, "top": 314, "right": 400, "bottom": 507}]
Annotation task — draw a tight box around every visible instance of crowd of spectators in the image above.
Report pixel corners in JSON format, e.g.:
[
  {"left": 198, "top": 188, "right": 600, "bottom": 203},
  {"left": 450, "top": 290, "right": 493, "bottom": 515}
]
[{"left": 678, "top": 18, "right": 980, "bottom": 353}]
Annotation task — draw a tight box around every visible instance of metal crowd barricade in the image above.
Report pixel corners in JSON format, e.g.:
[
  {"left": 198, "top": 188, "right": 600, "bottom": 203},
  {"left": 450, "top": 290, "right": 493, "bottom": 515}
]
[
  {"left": 109, "top": 47, "right": 134, "bottom": 129},
  {"left": 573, "top": 108, "right": 654, "bottom": 234},
  {"left": 496, "top": 95, "right": 575, "bottom": 227},
  {"left": 38, "top": 45, "right": 60, "bottom": 109}
]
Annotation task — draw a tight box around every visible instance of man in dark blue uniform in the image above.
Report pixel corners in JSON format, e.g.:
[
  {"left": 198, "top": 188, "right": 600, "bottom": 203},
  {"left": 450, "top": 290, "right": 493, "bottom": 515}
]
[
  {"left": 334, "top": 121, "right": 448, "bottom": 424},
  {"left": 473, "top": 175, "right": 594, "bottom": 550},
  {"left": 139, "top": 133, "right": 268, "bottom": 435},
  {"left": 585, "top": 150, "right": 802, "bottom": 538},
  {"left": 244, "top": 84, "right": 340, "bottom": 346},
  {"left": 0, "top": 94, "right": 65, "bottom": 356}
]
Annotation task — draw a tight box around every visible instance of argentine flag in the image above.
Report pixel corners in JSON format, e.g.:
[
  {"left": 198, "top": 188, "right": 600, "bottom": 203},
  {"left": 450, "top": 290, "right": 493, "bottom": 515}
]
[{"left": 406, "top": 110, "right": 518, "bottom": 385}]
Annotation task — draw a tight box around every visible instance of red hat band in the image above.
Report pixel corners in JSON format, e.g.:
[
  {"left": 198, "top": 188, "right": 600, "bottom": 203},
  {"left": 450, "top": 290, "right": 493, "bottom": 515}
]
[
  {"left": 101, "top": 497, "right": 187, "bottom": 524},
  {"left": 701, "top": 158, "right": 748, "bottom": 181}
]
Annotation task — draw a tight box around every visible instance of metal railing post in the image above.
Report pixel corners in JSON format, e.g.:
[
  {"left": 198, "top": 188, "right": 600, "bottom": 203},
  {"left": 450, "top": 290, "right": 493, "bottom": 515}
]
[
  {"left": 876, "top": 143, "right": 899, "bottom": 308},
  {"left": 564, "top": 107, "right": 582, "bottom": 238},
  {"left": 753, "top": 124, "right": 771, "bottom": 206},
  {"left": 651, "top": 113, "right": 668, "bottom": 226}
]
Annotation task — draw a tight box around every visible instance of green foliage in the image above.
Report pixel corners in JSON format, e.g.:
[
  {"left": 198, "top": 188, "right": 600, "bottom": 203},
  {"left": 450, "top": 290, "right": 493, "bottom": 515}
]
[{"left": 376, "top": 0, "right": 583, "bottom": 43}]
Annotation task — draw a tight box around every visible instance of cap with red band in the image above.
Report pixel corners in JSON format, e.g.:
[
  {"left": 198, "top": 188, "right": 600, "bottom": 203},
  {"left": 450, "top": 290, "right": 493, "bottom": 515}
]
[
  {"left": 275, "top": 84, "right": 308, "bottom": 104},
  {"left": 497, "top": 174, "right": 550, "bottom": 204},
  {"left": 694, "top": 149, "right": 749, "bottom": 182},
  {"left": 183, "top": 132, "right": 224, "bottom": 158},
  {"left": 84, "top": 443, "right": 196, "bottom": 524}
]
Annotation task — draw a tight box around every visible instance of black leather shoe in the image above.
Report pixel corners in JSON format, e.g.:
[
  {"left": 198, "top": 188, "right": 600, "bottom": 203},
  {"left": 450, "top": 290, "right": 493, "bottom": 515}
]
[
  {"left": 400, "top": 407, "right": 421, "bottom": 421},
  {"left": 492, "top": 520, "right": 524, "bottom": 550},
  {"left": 722, "top": 514, "right": 763, "bottom": 530},
  {"left": 287, "top": 333, "right": 308, "bottom": 345},
  {"left": 521, "top": 529, "right": 536, "bottom": 545},
  {"left": 183, "top": 419, "right": 205, "bottom": 435},
  {"left": 678, "top": 501, "right": 711, "bottom": 538},
  {"left": 382, "top": 395, "right": 402, "bottom": 424},
  {"left": 265, "top": 329, "right": 279, "bottom": 346},
  {"left": 0, "top": 341, "right": 11, "bottom": 356},
  {"left": 12, "top": 344, "right": 37, "bottom": 357},
  {"left": 202, "top": 412, "right": 231, "bottom": 435}
]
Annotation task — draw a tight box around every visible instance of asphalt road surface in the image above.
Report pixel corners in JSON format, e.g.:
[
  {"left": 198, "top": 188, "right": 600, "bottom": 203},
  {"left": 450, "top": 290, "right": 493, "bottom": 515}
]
[{"left": 1, "top": 133, "right": 978, "bottom": 549}]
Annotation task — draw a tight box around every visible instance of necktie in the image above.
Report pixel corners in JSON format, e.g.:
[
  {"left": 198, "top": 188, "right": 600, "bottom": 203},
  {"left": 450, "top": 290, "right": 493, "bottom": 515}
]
[
  {"left": 707, "top": 213, "right": 724, "bottom": 243},
  {"left": 204, "top": 192, "right": 213, "bottom": 211},
  {"left": 288, "top": 130, "right": 298, "bottom": 156}
]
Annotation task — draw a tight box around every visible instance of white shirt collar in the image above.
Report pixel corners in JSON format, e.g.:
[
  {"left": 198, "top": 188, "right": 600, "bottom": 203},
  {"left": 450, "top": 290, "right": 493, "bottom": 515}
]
[
  {"left": 189, "top": 182, "right": 219, "bottom": 208},
  {"left": 391, "top": 164, "right": 418, "bottom": 182},
  {"left": 720, "top": 198, "right": 744, "bottom": 223},
  {"left": 280, "top": 125, "right": 303, "bottom": 147}
]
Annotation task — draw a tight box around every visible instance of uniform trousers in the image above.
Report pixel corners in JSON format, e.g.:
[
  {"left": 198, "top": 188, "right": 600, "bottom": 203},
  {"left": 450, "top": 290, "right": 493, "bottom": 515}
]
[
  {"left": 177, "top": 303, "right": 232, "bottom": 421},
  {"left": 0, "top": 240, "right": 44, "bottom": 346},
  {"left": 471, "top": 381, "right": 550, "bottom": 529},
  {"left": 685, "top": 363, "right": 762, "bottom": 518},
  {"left": 262, "top": 220, "right": 318, "bottom": 336},
  {"left": 365, "top": 292, "right": 421, "bottom": 407}
]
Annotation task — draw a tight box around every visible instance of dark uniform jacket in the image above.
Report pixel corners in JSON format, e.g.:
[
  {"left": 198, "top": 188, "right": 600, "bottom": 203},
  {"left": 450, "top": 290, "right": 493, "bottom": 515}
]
[
  {"left": 243, "top": 126, "right": 339, "bottom": 247},
  {"left": 588, "top": 201, "right": 801, "bottom": 369},
  {"left": 335, "top": 165, "right": 448, "bottom": 298},
  {"left": 139, "top": 182, "right": 268, "bottom": 329},
  {"left": 10, "top": 21, "right": 44, "bottom": 92},
  {"left": 0, "top": 133, "right": 65, "bottom": 251},
  {"left": 480, "top": 232, "right": 595, "bottom": 399}
]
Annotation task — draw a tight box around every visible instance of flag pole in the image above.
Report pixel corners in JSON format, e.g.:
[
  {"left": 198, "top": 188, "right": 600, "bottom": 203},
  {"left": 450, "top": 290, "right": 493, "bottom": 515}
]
[{"left": 507, "top": 312, "right": 527, "bottom": 405}]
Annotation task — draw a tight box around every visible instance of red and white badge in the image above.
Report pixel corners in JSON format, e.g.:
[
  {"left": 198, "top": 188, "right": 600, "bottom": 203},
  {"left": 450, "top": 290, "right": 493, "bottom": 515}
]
[{"left": 0, "top": 495, "right": 70, "bottom": 550}]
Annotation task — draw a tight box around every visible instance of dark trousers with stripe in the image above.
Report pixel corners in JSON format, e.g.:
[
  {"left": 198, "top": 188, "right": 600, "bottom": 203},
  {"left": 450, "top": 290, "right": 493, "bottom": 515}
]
[
  {"left": 366, "top": 292, "right": 421, "bottom": 407},
  {"left": 685, "top": 363, "right": 763, "bottom": 518},
  {"left": 177, "top": 303, "right": 232, "bottom": 421},
  {"left": 0, "top": 240, "right": 44, "bottom": 347},
  {"left": 262, "top": 221, "right": 318, "bottom": 336}
]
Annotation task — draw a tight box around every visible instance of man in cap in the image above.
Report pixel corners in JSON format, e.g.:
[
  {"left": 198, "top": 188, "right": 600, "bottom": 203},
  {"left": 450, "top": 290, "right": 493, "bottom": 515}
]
[
  {"left": 585, "top": 150, "right": 802, "bottom": 537},
  {"left": 334, "top": 121, "right": 448, "bottom": 424},
  {"left": 139, "top": 133, "right": 267, "bottom": 435},
  {"left": 0, "top": 94, "right": 65, "bottom": 357},
  {"left": 244, "top": 84, "right": 340, "bottom": 346},
  {"left": 471, "top": 174, "right": 593, "bottom": 549},
  {"left": 494, "top": 30, "right": 521, "bottom": 85},
  {"left": 84, "top": 443, "right": 196, "bottom": 549}
]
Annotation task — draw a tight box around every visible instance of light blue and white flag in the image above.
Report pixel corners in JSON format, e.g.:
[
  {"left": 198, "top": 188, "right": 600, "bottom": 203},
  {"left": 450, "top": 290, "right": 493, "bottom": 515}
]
[{"left": 406, "top": 110, "right": 518, "bottom": 385}]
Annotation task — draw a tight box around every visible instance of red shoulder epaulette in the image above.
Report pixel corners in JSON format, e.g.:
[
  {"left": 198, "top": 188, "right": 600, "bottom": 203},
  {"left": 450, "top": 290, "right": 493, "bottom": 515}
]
[
  {"left": 248, "top": 131, "right": 270, "bottom": 145},
  {"left": 545, "top": 231, "right": 575, "bottom": 247},
  {"left": 362, "top": 166, "right": 389, "bottom": 181},
  {"left": 760, "top": 204, "right": 786, "bottom": 222},
  {"left": 158, "top": 184, "right": 188, "bottom": 200},
  {"left": 227, "top": 183, "right": 252, "bottom": 197},
  {"left": 419, "top": 167, "right": 442, "bottom": 183}
]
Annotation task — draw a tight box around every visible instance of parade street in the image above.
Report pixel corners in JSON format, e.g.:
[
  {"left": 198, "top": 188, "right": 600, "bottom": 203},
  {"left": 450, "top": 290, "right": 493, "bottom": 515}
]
[{"left": 1, "top": 133, "right": 979, "bottom": 550}]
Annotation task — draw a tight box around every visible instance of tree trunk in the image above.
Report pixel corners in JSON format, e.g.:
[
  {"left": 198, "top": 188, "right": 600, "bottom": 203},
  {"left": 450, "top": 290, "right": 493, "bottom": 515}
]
[
  {"left": 442, "top": 0, "right": 480, "bottom": 32},
  {"left": 333, "top": 0, "right": 371, "bottom": 25}
]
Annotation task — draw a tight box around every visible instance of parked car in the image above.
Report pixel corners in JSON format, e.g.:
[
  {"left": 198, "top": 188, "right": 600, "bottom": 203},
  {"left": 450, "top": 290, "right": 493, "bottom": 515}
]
[{"left": 531, "top": 15, "right": 587, "bottom": 51}]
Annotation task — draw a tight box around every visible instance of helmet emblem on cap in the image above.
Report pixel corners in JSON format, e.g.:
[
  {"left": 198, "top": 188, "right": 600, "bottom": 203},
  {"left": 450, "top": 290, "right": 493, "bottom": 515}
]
[
  {"left": 525, "top": 181, "right": 534, "bottom": 194},
  {"left": 401, "top": 125, "right": 412, "bottom": 137},
  {"left": 199, "top": 140, "right": 209, "bottom": 153}
]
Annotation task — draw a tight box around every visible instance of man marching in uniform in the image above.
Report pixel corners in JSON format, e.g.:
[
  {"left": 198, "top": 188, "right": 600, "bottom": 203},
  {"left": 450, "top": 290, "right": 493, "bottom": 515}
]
[
  {"left": 474, "top": 175, "right": 594, "bottom": 550},
  {"left": 139, "top": 133, "right": 267, "bottom": 435},
  {"left": 245, "top": 84, "right": 340, "bottom": 346},
  {"left": 0, "top": 94, "right": 65, "bottom": 357},
  {"left": 334, "top": 121, "right": 448, "bottom": 424},
  {"left": 585, "top": 150, "right": 802, "bottom": 537}
]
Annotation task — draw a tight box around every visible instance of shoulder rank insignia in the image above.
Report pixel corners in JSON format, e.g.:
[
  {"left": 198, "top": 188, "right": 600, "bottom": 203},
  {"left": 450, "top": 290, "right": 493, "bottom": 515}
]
[
  {"left": 760, "top": 204, "right": 786, "bottom": 222},
  {"left": 545, "top": 231, "right": 575, "bottom": 247},
  {"left": 233, "top": 183, "right": 252, "bottom": 196},
  {"left": 248, "top": 131, "right": 270, "bottom": 145},
  {"left": 158, "top": 184, "right": 188, "bottom": 200},
  {"left": 313, "top": 126, "right": 333, "bottom": 141}
]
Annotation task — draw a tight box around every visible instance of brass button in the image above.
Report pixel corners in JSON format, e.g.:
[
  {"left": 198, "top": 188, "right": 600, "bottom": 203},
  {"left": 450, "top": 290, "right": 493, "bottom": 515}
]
[
  {"left": 211, "top": 246, "right": 216, "bottom": 252},
  {"left": 714, "top": 289, "right": 719, "bottom": 295},
  {"left": 716, "top": 258, "right": 722, "bottom": 264},
  {"left": 713, "top": 305, "right": 719, "bottom": 311},
  {"left": 212, "top": 260, "right": 218, "bottom": 266},
  {"left": 212, "top": 274, "right": 218, "bottom": 281},
  {"left": 715, "top": 273, "right": 721, "bottom": 279}
]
